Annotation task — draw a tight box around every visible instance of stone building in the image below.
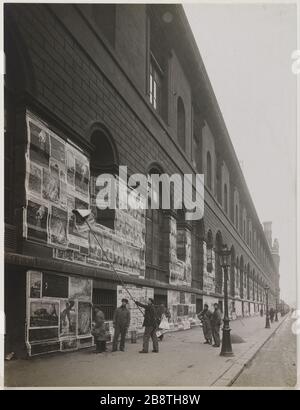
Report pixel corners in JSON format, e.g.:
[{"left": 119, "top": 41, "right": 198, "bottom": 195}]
[{"left": 4, "top": 4, "right": 280, "bottom": 357}]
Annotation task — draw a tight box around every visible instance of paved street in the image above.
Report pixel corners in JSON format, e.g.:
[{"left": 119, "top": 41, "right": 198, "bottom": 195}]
[
  {"left": 5, "top": 315, "right": 293, "bottom": 388},
  {"left": 233, "top": 314, "right": 297, "bottom": 388}
]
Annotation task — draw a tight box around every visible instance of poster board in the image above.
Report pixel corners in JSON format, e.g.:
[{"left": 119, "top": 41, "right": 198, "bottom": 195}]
[
  {"left": 116, "top": 285, "right": 154, "bottom": 332},
  {"left": 26, "top": 270, "right": 93, "bottom": 356}
]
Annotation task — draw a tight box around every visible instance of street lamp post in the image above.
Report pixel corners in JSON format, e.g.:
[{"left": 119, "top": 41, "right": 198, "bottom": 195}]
[
  {"left": 218, "top": 244, "right": 234, "bottom": 357},
  {"left": 264, "top": 285, "right": 271, "bottom": 328}
]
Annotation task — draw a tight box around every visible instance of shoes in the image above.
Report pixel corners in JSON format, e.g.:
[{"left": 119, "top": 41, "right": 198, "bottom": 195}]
[
  {"left": 204, "top": 341, "right": 210, "bottom": 344},
  {"left": 212, "top": 344, "right": 220, "bottom": 348},
  {"left": 152, "top": 350, "right": 159, "bottom": 353},
  {"left": 139, "top": 350, "right": 148, "bottom": 353}
]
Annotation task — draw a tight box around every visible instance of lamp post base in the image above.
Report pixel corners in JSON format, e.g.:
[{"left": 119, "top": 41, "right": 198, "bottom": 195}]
[{"left": 220, "top": 320, "right": 234, "bottom": 357}]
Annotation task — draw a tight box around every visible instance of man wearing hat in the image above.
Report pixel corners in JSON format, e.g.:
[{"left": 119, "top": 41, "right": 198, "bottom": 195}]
[
  {"left": 135, "top": 298, "right": 159, "bottom": 353},
  {"left": 112, "top": 298, "right": 131, "bottom": 352}
]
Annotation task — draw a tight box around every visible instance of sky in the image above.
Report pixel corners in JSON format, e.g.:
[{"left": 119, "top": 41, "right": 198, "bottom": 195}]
[{"left": 183, "top": 2, "right": 297, "bottom": 305}]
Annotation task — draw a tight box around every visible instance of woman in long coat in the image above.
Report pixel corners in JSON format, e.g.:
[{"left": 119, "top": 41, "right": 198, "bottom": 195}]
[{"left": 92, "top": 307, "right": 107, "bottom": 353}]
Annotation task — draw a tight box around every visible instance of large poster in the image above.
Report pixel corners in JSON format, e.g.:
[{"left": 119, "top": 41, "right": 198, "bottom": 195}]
[
  {"left": 25, "top": 199, "right": 48, "bottom": 242},
  {"left": 26, "top": 271, "right": 93, "bottom": 356},
  {"left": 78, "top": 302, "right": 92, "bottom": 336},
  {"left": 69, "top": 277, "right": 92, "bottom": 301},
  {"left": 60, "top": 300, "right": 77, "bottom": 337},
  {"left": 29, "top": 301, "right": 59, "bottom": 328},
  {"left": 49, "top": 206, "right": 68, "bottom": 247}
]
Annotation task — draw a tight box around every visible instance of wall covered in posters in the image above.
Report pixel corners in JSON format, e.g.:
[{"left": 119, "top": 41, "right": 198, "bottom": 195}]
[
  {"left": 24, "top": 112, "right": 146, "bottom": 278},
  {"left": 168, "top": 216, "right": 192, "bottom": 287},
  {"left": 26, "top": 270, "right": 93, "bottom": 356},
  {"left": 167, "top": 290, "right": 197, "bottom": 330},
  {"left": 116, "top": 285, "right": 154, "bottom": 333}
]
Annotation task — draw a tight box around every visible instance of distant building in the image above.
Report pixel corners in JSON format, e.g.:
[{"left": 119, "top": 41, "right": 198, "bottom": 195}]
[{"left": 4, "top": 4, "right": 280, "bottom": 357}]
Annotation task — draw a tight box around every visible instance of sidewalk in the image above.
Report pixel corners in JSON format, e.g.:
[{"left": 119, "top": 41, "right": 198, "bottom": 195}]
[{"left": 4, "top": 315, "right": 287, "bottom": 388}]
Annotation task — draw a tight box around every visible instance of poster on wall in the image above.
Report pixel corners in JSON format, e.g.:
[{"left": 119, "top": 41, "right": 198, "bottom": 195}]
[
  {"left": 68, "top": 198, "right": 89, "bottom": 247},
  {"left": 29, "top": 301, "right": 59, "bottom": 328},
  {"left": 60, "top": 300, "right": 77, "bottom": 337},
  {"left": 26, "top": 199, "right": 48, "bottom": 242},
  {"left": 28, "top": 163, "right": 42, "bottom": 197},
  {"left": 28, "top": 120, "right": 50, "bottom": 167},
  {"left": 42, "top": 273, "right": 69, "bottom": 298},
  {"left": 49, "top": 205, "right": 68, "bottom": 247},
  {"left": 78, "top": 302, "right": 92, "bottom": 336},
  {"left": 69, "top": 277, "right": 92, "bottom": 301},
  {"left": 50, "top": 133, "right": 65, "bottom": 165},
  {"left": 28, "top": 270, "right": 42, "bottom": 298},
  {"left": 75, "top": 156, "right": 89, "bottom": 196}
]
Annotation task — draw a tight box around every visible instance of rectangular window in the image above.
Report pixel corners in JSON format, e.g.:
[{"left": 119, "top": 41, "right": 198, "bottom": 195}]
[{"left": 149, "top": 56, "right": 163, "bottom": 114}]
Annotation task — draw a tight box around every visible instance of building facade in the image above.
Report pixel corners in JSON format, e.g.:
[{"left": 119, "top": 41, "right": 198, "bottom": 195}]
[{"left": 4, "top": 4, "right": 280, "bottom": 357}]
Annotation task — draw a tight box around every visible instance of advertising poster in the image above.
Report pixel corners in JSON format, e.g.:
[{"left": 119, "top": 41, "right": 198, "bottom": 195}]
[
  {"left": 42, "top": 166, "right": 60, "bottom": 203},
  {"left": 49, "top": 205, "right": 68, "bottom": 247},
  {"left": 78, "top": 302, "right": 92, "bottom": 336},
  {"left": 68, "top": 198, "right": 89, "bottom": 247},
  {"left": 28, "top": 270, "right": 42, "bottom": 298},
  {"left": 50, "top": 133, "right": 65, "bottom": 164},
  {"left": 60, "top": 300, "right": 77, "bottom": 337},
  {"left": 28, "top": 163, "right": 42, "bottom": 197},
  {"left": 29, "top": 301, "right": 59, "bottom": 327},
  {"left": 75, "top": 156, "right": 89, "bottom": 196},
  {"left": 26, "top": 199, "right": 48, "bottom": 242},
  {"left": 66, "top": 149, "right": 75, "bottom": 187},
  {"left": 69, "top": 277, "right": 92, "bottom": 301},
  {"left": 28, "top": 120, "right": 50, "bottom": 167}
]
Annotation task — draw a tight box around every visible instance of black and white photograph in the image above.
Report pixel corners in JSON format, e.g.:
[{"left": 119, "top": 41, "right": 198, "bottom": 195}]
[{"left": 2, "top": 0, "right": 299, "bottom": 393}]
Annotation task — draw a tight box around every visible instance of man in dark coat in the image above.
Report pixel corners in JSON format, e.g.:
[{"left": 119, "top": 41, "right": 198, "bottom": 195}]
[
  {"left": 135, "top": 298, "right": 159, "bottom": 353},
  {"left": 112, "top": 298, "right": 131, "bottom": 352},
  {"left": 92, "top": 307, "right": 107, "bottom": 353},
  {"left": 211, "top": 303, "right": 222, "bottom": 347},
  {"left": 198, "top": 304, "right": 212, "bottom": 344}
]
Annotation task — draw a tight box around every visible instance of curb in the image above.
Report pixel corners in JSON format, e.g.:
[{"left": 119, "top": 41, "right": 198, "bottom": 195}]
[{"left": 211, "top": 315, "right": 289, "bottom": 387}]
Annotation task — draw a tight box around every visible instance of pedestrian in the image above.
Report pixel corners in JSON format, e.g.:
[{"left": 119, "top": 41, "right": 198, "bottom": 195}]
[
  {"left": 197, "top": 304, "right": 212, "bottom": 344},
  {"left": 211, "top": 303, "right": 222, "bottom": 347},
  {"left": 135, "top": 298, "right": 159, "bottom": 353},
  {"left": 156, "top": 304, "right": 171, "bottom": 341},
  {"left": 269, "top": 308, "right": 274, "bottom": 323},
  {"left": 260, "top": 307, "right": 263, "bottom": 317},
  {"left": 92, "top": 306, "right": 107, "bottom": 353},
  {"left": 112, "top": 298, "right": 131, "bottom": 352}
]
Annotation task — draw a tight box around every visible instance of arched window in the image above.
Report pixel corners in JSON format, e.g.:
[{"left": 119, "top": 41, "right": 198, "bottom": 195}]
[
  {"left": 177, "top": 97, "right": 185, "bottom": 151},
  {"left": 224, "top": 184, "right": 228, "bottom": 214},
  {"left": 206, "top": 151, "right": 212, "bottom": 190},
  {"left": 90, "top": 126, "right": 118, "bottom": 229}
]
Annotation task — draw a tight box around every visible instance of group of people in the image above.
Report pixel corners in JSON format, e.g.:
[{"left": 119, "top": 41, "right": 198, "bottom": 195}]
[
  {"left": 198, "top": 303, "right": 222, "bottom": 347},
  {"left": 92, "top": 298, "right": 170, "bottom": 354}
]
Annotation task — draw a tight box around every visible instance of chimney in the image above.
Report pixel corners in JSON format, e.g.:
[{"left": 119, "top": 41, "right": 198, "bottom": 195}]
[{"left": 262, "top": 221, "right": 272, "bottom": 248}]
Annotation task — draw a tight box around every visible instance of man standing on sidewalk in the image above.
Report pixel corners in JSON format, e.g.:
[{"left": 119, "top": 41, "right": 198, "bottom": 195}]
[
  {"left": 211, "top": 303, "right": 222, "bottom": 347},
  {"left": 112, "top": 298, "right": 131, "bottom": 352},
  {"left": 198, "top": 304, "right": 212, "bottom": 344},
  {"left": 135, "top": 298, "right": 159, "bottom": 353}
]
